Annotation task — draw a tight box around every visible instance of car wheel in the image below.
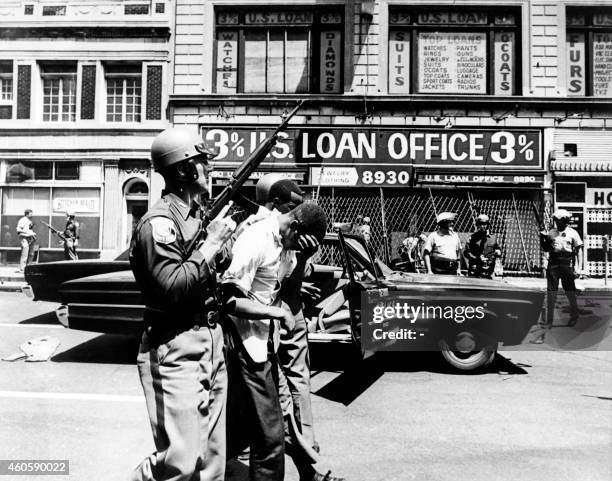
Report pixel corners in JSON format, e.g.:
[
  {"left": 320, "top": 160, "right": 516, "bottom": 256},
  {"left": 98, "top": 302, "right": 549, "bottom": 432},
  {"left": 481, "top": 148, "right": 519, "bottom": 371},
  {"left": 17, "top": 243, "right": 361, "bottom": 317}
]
[{"left": 439, "top": 332, "right": 497, "bottom": 371}]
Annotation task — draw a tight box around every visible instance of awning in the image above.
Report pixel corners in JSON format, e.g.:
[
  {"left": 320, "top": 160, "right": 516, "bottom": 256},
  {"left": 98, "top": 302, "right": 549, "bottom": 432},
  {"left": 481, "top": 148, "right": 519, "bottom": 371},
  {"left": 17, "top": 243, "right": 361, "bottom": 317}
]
[{"left": 551, "top": 159, "right": 612, "bottom": 172}]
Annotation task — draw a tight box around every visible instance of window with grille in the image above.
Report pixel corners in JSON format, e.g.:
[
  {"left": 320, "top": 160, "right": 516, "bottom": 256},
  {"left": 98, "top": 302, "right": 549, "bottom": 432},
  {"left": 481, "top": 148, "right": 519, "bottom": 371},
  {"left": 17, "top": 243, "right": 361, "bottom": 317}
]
[
  {"left": 125, "top": 4, "right": 149, "bottom": 15},
  {"left": 566, "top": 8, "right": 612, "bottom": 96},
  {"left": 42, "top": 5, "right": 66, "bottom": 16},
  {"left": 0, "top": 61, "right": 13, "bottom": 102},
  {"left": 105, "top": 64, "right": 142, "bottom": 122},
  {"left": 41, "top": 63, "right": 77, "bottom": 122},
  {"left": 215, "top": 8, "right": 344, "bottom": 94},
  {"left": 388, "top": 6, "right": 521, "bottom": 95}
]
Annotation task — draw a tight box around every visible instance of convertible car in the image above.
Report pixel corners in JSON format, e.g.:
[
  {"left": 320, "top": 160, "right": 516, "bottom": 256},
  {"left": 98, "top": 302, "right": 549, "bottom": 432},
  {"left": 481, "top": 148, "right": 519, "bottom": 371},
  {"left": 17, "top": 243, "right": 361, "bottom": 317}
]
[{"left": 25, "top": 231, "right": 544, "bottom": 371}]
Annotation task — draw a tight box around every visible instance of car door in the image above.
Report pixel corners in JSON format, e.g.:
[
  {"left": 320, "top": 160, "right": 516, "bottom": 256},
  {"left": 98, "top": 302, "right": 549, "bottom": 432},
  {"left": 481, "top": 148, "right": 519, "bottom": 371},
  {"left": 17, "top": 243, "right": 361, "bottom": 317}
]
[{"left": 337, "top": 232, "right": 382, "bottom": 359}]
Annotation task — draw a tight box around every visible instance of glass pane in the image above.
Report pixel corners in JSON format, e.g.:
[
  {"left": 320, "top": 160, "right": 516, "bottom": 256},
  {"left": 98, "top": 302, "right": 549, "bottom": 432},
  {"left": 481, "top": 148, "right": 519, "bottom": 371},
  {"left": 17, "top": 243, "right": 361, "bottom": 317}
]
[
  {"left": 267, "top": 30, "right": 285, "bottom": 93},
  {"left": 494, "top": 31, "right": 514, "bottom": 95},
  {"left": 417, "top": 31, "right": 487, "bottom": 94},
  {"left": 592, "top": 32, "right": 612, "bottom": 97},
  {"left": 53, "top": 188, "right": 100, "bottom": 214},
  {"left": 55, "top": 162, "right": 80, "bottom": 181},
  {"left": 388, "top": 30, "right": 410, "bottom": 93},
  {"left": 244, "top": 30, "right": 267, "bottom": 93},
  {"left": 567, "top": 32, "right": 586, "bottom": 96},
  {"left": 286, "top": 30, "right": 309, "bottom": 92}
]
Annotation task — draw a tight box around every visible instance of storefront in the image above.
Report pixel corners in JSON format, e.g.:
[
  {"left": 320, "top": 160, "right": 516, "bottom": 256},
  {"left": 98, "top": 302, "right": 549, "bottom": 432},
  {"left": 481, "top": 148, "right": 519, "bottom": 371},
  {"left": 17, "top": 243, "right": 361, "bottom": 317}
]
[{"left": 201, "top": 124, "right": 545, "bottom": 273}]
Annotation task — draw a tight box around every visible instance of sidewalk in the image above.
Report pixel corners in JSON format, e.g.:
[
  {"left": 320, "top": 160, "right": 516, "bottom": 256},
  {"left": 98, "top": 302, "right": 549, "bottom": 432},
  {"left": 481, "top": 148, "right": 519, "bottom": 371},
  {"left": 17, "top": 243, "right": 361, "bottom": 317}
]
[{"left": 0, "top": 265, "right": 28, "bottom": 292}]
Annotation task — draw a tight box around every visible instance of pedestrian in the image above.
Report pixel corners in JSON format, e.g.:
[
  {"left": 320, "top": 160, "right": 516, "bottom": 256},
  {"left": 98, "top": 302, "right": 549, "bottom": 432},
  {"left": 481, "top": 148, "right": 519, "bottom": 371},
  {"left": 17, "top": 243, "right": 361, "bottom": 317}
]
[
  {"left": 361, "top": 216, "right": 371, "bottom": 244},
  {"left": 464, "top": 214, "right": 502, "bottom": 279},
  {"left": 128, "top": 127, "right": 236, "bottom": 481},
  {"left": 540, "top": 209, "right": 584, "bottom": 329},
  {"left": 423, "top": 212, "right": 462, "bottom": 275},
  {"left": 222, "top": 203, "right": 331, "bottom": 481},
  {"left": 63, "top": 211, "right": 79, "bottom": 260},
  {"left": 16, "top": 209, "right": 36, "bottom": 272}
]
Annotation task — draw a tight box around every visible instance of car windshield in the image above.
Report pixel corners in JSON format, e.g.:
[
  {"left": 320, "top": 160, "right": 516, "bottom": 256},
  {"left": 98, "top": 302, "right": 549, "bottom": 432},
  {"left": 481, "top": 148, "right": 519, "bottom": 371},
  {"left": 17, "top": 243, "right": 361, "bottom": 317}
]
[{"left": 343, "top": 236, "right": 393, "bottom": 279}]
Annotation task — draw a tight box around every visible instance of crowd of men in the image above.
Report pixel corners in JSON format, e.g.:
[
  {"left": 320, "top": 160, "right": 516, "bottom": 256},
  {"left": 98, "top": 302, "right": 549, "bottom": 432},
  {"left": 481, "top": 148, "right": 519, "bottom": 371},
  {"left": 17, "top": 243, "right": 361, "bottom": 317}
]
[{"left": 128, "top": 127, "right": 344, "bottom": 481}]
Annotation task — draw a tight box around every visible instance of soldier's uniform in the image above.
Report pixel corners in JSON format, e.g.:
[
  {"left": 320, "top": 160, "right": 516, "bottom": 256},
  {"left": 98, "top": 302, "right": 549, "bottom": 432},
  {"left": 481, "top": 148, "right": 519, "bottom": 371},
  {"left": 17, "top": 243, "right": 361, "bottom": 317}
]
[
  {"left": 129, "top": 192, "right": 227, "bottom": 481},
  {"left": 63, "top": 217, "right": 79, "bottom": 260},
  {"left": 464, "top": 231, "right": 501, "bottom": 279}
]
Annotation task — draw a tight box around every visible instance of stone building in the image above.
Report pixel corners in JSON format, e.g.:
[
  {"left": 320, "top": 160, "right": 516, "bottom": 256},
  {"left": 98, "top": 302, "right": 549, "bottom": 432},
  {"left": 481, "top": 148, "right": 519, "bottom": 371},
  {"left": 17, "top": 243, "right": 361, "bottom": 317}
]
[
  {"left": 0, "top": 0, "right": 170, "bottom": 262},
  {"left": 167, "top": 0, "right": 612, "bottom": 275}
]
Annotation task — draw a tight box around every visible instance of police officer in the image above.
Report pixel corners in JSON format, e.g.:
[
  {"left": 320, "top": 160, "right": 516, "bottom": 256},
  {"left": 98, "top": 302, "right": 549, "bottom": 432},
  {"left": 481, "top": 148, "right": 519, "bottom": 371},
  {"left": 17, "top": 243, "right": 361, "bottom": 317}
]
[
  {"left": 63, "top": 211, "right": 79, "bottom": 260},
  {"left": 129, "top": 127, "right": 236, "bottom": 481},
  {"left": 541, "top": 209, "right": 583, "bottom": 329},
  {"left": 464, "top": 214, "right": 502, "bottom": 279},
  {"left": 423, "top": 212, "right": 462, "bottom": 275}
]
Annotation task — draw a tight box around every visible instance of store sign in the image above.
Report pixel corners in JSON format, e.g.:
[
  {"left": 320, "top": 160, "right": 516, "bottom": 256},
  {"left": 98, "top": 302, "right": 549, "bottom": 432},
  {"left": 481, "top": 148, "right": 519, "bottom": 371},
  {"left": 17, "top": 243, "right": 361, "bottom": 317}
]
[
  {"left": 53, "top": 198, "right": 99, "bottom": 214},
  {"left": 418, "top": 173, "right": 544, "bottom": 185},
  {"left": 494, "top": 31, "right": 514, "bottom": 95},
  {"left": 593, "top": 33, "right": 612, "bottom": 97},
  {"left": 389, "top": 30, "right": 410, "bottom": 93},
  {"left": 216, "top": 31, "right": 238, "bottom": 93},
  {"left": 418, "top": 31, "right": 487, "bottom": 94},
  {"left": 567, "top": 32, "right": 586, "bottom": 96},
  {"left": 202, "top": 128, "right": 542, "bottom": 169},
  {"left": 587, "top": 188, "right": 612, "bottom": 207},
  {"left": 320, "top": 30, "right": 342, "bottom": 93},
  {"left": 310, "top": 166, "right": 412, "bottom": 187},
  {"left": 211, "top": 171, "right": 304, "bottom": 181}
]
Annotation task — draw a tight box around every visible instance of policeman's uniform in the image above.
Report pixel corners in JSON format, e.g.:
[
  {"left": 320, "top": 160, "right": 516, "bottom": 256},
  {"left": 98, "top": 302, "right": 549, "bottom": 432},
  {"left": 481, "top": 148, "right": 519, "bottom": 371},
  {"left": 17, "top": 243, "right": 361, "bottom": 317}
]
[
  {"left": 63, "top": 217, "right": 79, "bottom": 260},
  {"left": 542, "top": 216, "right": 583, "bottom": 326},
  {"left": 465, "top": 232, "right": 501, "bottom": 279},
  {"left": 129, "top": 192, "right": 227, "bottom": 481}
]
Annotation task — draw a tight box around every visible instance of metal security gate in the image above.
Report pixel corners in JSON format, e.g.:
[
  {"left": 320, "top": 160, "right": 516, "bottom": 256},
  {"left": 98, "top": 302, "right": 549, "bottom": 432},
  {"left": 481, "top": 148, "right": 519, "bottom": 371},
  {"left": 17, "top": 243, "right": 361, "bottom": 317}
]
[{"left": 309, "top": 186, "right": 543, "bottom": 276}]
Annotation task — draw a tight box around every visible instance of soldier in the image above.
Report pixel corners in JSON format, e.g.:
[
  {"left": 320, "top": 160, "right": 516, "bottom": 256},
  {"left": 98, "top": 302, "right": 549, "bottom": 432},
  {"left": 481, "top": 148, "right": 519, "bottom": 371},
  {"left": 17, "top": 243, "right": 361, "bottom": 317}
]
[
  {"left": 128, "top": 127, "right": 236, "bottom": 481},
  {"left": 464, "top": 214, "right": 502, "bottom": 279},
  {"left": 423, "top": 212, "right": 462, "bottom": 275},
  {"left": 63, "top": 211, "right": 80, "bottom": 260},
  {"left": 541, "top": 209, "right": 583, "bottom": 329}
]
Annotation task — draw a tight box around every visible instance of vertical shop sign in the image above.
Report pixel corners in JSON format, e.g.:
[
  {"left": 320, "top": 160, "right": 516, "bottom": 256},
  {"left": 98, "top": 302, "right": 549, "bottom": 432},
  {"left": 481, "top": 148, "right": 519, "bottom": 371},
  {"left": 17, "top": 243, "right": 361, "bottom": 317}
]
[
  {"left": 388, "top": 30, "right": 410, "bottom": 93},
  {"left": 216, "top": 31, "right": 238, "bottom": 93},
  {"left": 567, "top": 32, "right": 586, "bottom": 96},
  {"left": 494, "top": 31, "right": 514, "bottom": 95},
  {"left": 592, "top": 32, "right": 612, "bottom": 97},
  {"left": 320, "top": 30, "right": 341, "bottom": 93}
]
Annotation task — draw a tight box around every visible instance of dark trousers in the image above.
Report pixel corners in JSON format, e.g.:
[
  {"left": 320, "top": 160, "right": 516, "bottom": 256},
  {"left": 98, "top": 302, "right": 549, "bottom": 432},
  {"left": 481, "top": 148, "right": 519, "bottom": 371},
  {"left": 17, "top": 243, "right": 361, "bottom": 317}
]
[
  {"left": 226, "top": 329, "right": 285, "bottom": 481},
  {"left": 63, "top": 238, "right": 78, "bottom": 260},
  {"left": 546, "top": 260, "right": 578, "bottom": 325},
  {"left": 130, "top": 325, "right": 227, "bottom": 481},
  {"left": 431, "top": 258, "right": 458, "bottom": 275}
]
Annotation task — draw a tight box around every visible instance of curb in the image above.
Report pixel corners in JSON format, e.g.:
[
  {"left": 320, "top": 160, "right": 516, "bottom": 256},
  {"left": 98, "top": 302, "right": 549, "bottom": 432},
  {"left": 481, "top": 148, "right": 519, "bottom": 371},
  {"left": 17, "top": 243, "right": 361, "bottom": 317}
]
[{"left": 0, "top": 281, "right": 27, "bottom": 292}]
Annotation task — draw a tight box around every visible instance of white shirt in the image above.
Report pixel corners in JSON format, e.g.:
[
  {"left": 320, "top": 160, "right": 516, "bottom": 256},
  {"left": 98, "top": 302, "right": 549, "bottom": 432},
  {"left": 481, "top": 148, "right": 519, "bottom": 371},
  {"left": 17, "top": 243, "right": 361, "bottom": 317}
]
[
  {"left": 17, "top": 216, "right": 35, "bottom": 237},
  {"left": 423, "top": 230, "right": 461, "bottom": 261},
  {"left": 222, "top": 214, "right": 297, "bottom": 362},
  {"left": 550, "top": 227, "right": 583, "bottom": 254}
]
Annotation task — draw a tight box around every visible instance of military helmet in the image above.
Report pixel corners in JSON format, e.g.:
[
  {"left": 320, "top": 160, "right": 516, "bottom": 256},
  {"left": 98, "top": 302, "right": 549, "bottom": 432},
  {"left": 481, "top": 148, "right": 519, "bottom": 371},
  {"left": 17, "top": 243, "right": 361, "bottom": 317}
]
[
  {"left": 255, "top": 173, "right": 303, "bottom": 205},
  {"left": 553, "top": 209, "right": 571, "bottom": 220},
  {"left": 476, "top": 214, "right": 490, "bottom": 224},
  {"left": 150, "top": 127, "right": 217, "bottom": 171}
]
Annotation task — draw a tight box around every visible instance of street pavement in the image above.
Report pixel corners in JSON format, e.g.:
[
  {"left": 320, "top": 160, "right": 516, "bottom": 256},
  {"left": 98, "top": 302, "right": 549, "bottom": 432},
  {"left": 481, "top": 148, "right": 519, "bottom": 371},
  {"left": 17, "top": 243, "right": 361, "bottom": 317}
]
[{"left": 0, "top": 291, "right": 610, "bottom": 481}]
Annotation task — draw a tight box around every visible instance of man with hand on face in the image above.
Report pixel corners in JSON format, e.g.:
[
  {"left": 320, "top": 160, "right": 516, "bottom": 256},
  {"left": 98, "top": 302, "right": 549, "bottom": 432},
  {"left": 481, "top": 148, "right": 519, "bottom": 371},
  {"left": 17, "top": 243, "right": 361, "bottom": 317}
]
[
  {"left": 222, "top": 202, "right": 333, "bottom": 481},
  {"left": 129, "top": 127, "right": 236, "bottom": 481}
]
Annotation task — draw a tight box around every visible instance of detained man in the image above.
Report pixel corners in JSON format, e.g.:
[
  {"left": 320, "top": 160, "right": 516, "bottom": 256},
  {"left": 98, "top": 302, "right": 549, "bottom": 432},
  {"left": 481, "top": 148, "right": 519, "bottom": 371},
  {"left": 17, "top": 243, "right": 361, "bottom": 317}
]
[{"left": 222, "top": 203, "right": 327, "bottom": 481}]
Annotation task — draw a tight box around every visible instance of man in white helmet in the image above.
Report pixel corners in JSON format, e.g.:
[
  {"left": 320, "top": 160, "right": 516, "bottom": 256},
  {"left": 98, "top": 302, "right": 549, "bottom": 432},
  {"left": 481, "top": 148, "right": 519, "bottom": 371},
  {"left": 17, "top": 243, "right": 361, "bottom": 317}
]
[
  {"left": 128, "top": 127, "right": 236, "bottom": 481},
  {"left": 539, "top": 209, "right": 583, "bottom": 331},
  {"left": 464, "top": 214, "right": 502, "bottom": 279},
  {"left": 63, "top": 210, "right": 79, "bottom": 260},
  {"left": 423, "top": 212, "right": 462, "bottom": 275}
]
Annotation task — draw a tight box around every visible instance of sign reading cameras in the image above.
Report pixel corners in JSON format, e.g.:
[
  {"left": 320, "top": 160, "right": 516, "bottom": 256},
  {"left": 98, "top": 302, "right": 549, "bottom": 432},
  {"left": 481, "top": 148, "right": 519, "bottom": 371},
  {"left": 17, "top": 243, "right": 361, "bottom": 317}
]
[{"left": 202, "top": 128, "right": 541, "bottom": 169}]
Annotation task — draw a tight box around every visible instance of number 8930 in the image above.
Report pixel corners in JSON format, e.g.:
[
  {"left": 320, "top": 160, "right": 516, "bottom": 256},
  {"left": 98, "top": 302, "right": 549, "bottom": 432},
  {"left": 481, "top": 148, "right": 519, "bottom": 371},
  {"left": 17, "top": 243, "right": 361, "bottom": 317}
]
[{"left": 361, "top": 169, "right": 410, "bottom": 185}]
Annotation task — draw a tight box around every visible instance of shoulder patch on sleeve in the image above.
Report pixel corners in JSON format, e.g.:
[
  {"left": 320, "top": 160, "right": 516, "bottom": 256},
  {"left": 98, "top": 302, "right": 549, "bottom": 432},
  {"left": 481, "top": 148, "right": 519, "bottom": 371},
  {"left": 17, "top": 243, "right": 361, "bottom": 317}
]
[{"left": 149, "top": 217, "right": 177, "bottom": 244}]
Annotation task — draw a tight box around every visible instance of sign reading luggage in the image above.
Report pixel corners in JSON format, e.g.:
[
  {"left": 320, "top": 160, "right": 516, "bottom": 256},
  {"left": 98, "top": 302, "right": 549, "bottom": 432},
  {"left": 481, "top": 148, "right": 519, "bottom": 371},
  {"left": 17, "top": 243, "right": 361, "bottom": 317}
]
[{"left": 202, "top": 128, "right": 541, "bottom": 169}]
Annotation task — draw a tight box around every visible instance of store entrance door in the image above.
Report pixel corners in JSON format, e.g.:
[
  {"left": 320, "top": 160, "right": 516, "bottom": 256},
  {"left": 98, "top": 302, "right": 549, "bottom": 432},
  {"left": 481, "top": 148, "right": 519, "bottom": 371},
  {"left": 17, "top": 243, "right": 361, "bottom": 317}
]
[
  {"left": 123, "top": 179, "right": 150, "bottom": 248},
  {"left": 126, "top": 200, "right": 147, "bottom": 246}
]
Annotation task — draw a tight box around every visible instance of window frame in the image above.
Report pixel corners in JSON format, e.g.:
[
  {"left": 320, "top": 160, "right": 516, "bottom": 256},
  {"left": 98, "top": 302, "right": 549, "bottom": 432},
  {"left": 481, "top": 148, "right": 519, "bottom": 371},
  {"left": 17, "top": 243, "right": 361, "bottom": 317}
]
[
  {"left": 387, "top": 5, "right": 522, "bottom": 96},
  {"left": 566, "top": 7, "right": 612, "bottom": 97},
  {"left": 105, "top": 74, "right": 143, "bottom": 123},
  {"left": 213, "top": 6, "right": 345, "bottom": 94},
  {"left": 40, "top": 64, "right": 78, "bottom": 123}
]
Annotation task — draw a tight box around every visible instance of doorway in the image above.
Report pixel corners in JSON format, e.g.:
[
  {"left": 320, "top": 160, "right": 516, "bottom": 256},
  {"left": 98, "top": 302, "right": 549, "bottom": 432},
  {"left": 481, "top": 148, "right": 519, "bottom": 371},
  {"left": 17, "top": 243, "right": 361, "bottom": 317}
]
[{"left": 123, "top": 179, "right": 149, "bottom": 247}]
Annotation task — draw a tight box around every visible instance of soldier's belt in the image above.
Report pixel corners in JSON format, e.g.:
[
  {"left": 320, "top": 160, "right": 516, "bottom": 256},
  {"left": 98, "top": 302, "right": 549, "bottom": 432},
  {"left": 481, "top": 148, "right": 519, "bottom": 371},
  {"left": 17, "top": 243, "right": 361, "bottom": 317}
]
[{"left": 144, "top": 306, "right": 221, "bottom": 331}]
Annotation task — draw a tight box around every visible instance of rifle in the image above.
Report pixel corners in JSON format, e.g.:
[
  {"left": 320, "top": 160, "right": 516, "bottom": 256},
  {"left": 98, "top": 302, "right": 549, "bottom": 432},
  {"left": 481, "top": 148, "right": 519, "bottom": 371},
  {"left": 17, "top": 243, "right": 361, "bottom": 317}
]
[
  {"left": 42, "top": 221, "right": 67, "bottom": 241},
  {"left": 186, "top": 100, "right": 304, "bottom": 254}
]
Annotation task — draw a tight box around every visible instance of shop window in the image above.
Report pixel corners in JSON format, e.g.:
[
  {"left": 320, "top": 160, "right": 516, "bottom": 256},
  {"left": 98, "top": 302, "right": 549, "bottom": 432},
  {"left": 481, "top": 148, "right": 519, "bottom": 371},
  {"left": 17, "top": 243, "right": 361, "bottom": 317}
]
[
  {"left": 566, "top": 8, "right": 612, "bottom": 96},
  {"left": 40, "top": 62, "right": 77, "bottom": 122},
  {"left": 215, "top": 8, "right": 343, "bottom": 93},
  {"left": 1, "top": 188, "right": 52, "bottom": 249},
  {"left": 0, "top": 61, "right": 13, "bottom": 120},
  {"left": 6, "top": 161, "right": 52, "bottom": 182},
  {"left": 55, "top": 162, "right": 80, "bottom": 181},
  {"left": 555, "top": 182, "right": 586, "bottom": 204},
  {"left": 105, "top": 63, "right": 142, "bottom": 122},
  {"left": 42, "top": 5, "right": 66, "bottom": 16},
  {"left": 388, "top": 6, "right": 521, "bottom": 95}
]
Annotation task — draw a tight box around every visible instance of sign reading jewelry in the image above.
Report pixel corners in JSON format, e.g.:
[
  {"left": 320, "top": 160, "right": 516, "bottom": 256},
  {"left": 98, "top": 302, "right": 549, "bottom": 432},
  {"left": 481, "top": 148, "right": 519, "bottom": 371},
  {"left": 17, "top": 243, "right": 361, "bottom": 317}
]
[{"left": 202, "top": 128, "right": 541, "bottom": 168}]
